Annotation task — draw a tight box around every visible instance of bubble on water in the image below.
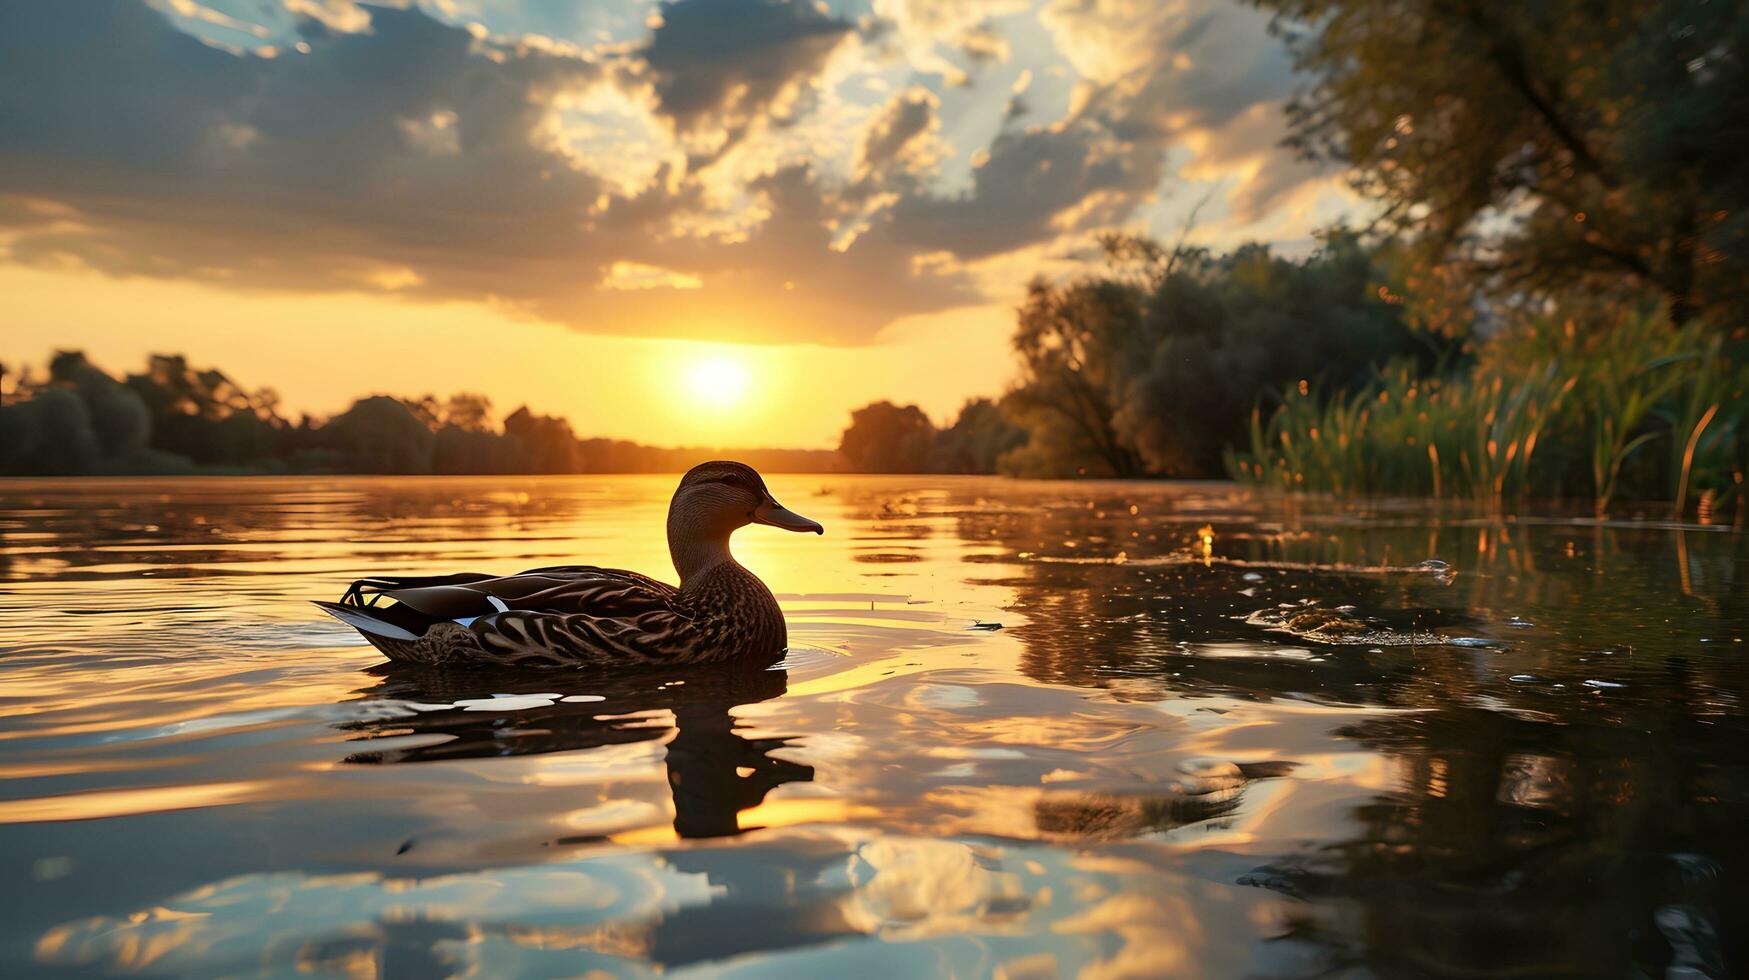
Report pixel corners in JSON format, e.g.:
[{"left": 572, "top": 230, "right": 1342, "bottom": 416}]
[
  {"left": 1509, "top": 674, "right": 1537, "bottom": 683},
  {"left": 1583, "top": 679, "right": 1625, "bottom": 689},
  {"left": 1241, "top": 572, "right": 1264, "bottom": 582}
]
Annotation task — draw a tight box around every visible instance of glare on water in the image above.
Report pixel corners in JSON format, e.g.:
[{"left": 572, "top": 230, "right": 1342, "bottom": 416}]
[{"left": 1, "top": 475, "right": 1745, "bottom": 977}]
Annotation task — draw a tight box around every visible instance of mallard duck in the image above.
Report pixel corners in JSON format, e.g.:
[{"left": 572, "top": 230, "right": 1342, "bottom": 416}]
[{"left": 315, "top": 461, "right": 824, "bottom": 667}]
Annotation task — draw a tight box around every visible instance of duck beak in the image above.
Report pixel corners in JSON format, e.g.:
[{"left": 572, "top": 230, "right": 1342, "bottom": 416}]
[{"left": 754, "top": 498, "right": 824, "bottom": 534}]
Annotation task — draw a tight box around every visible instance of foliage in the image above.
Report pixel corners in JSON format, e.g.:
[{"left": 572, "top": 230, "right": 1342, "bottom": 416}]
[
  {"left": 837, "top": 401, "right": 937, "bottom": 473},
  {"left": 504, "top": 407, "right": 580, "bottom": 474},
  {"left": 324, "top": 396, "right": 435, "bottom": 474},
  {"left": 0, "top": 350, "right": 843, "bottom": 476},
  {"left": 1228, "top": 308, "right": 1748, "bottom": 516},
  {"left": 1253, "top": 0, "right": 1749, "bottom": 327},
  {"left": 931, "top": 398, "right": 1028, "bottom": 475},
  {"left": 998, "top": 232, "right": 1440, "bottom": 478}
]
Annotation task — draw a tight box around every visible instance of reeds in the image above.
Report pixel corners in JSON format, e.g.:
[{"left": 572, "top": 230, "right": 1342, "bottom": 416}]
[{"left": 1227, "top": 309, "right": 1747, "bottom": 517}]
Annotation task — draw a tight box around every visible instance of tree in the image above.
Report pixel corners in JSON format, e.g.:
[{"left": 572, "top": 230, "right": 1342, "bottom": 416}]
[
  {"left": 433, "top": 425, "right": 520, "bottom": 474},
  {"left": 0, "top": 387, "right": 102, "bottom": 475},
  {"left": 443, "top": 393, "right": 496, "bottom": 432},
  {"left": 124, "top": 353, "right": 283, "bottom": 466},
  {"left": 999, "top": 233, "right": 1437, "bottom": 478},
  {"left": 324, "top": 396, "right": 435, "bottom": 473},
  {"left": 838, "top": 401, "right": 936, "bottom": 472},
  {"left": 1000, "top": 275, "right": 1149, "bottom": 478},
  {"left": 504, "top": 406, "right": 580, "bottom": 473},
  {"left": 1253, "top": 0, "right": 1749, "bottom": 327},
  {"left": 931, "top": 398, "right": 1028, "bottom": 474},
  {"left": 47, "top": 350, "right": 149, "bottom": 462}
]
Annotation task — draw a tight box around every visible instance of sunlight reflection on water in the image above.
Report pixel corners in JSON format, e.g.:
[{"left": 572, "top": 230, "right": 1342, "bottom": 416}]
[{"left": 1, "top": 475, "right": 1746, "bottom": 977}]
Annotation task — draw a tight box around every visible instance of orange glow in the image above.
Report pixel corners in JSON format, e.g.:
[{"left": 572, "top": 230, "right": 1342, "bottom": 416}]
[
  {"left": 1, "top": 266, "right": 1018, "bottom": 449},
  {"left": 682, "top": 355, "right": 751, "bottom": 410},
  {"left": 0, "top": 781, "right": 269, "bottom": 824}
]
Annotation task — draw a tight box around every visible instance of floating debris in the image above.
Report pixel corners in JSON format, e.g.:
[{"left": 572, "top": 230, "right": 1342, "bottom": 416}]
[
  {"left": 967, "top": 621, "right": 1004, "bottom": 631},
  {"left": 1416, "top": 559, "right": 1458, "bottom": 585},
  {"left": 1243, "top": 601, "right": 1470, "bottom": 647},
  {"left": 1507, "top": 616, "right": 1536, "bottom": 629},
  {"left": 1584, "top": 679, "right": 1625, "bottom": 689}
]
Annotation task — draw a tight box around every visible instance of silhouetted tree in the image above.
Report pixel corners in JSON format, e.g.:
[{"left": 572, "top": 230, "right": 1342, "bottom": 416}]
[
  {"left": 504, "top": 406, "right": 579, "bottom": 473},
  {"left": 324, "top": 396, "right": 435, "bottom": 473},
  {"left": 931, "top": 398, "right": 1027, "bottom": 474},
  {"left": 47, "top": 350, "right": 150, "bottom": 462},
  {"left": 433, "top": 425, "right": 521, "bottom": 474},
  {"left": 839, "top": 401, "right": 936, "bottom": 472},
  {"left": 443, "top": 393, "right": 495, "bottom": 432},
  {"left": 0, "top": 387, "right": 101, "bottom": 474}
]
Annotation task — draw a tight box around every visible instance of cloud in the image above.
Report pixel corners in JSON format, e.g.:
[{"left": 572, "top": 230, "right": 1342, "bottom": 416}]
[
  {"left": 879, "top": 0, "right": 1323, "bottom": 259},
  {"left": 0, "top": 0, "right": 971, "bottom": 343},
  {"left": 1040, "top": 0, "right": 1326, "bottom": 227},
  {"left": 855, "top": 86, "right": 942, "bottom": 181},
  {"left": 888, "top": 117, "right": 1168, "bottom": 259},
  {"left": 0, "top": 0, "right": 1345, "bottom": 346},
  {"left": 870, "top": 0, "right": 1028, "bottom": 83},
  {"left": 642, "top": 0, "right": 854, "bottom": 154}
]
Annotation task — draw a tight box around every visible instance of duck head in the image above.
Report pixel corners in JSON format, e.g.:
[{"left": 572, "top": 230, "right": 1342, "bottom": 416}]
[{"left": 668, "top": 460, "right": 823, "bottom": 584}]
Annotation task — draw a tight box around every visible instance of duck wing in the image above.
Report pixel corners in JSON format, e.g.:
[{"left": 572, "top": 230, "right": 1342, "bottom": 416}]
[
  {"left": 347, "top": 566, "right": 678, "bottom": 621},
  {"left": 324, "top": 566, "right": 701, "bottom": 667}
]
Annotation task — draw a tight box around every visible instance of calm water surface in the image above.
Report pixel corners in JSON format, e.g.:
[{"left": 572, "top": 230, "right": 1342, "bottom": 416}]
[{"left": 1, "top": 476, "right": 1745, "bottom": 978}]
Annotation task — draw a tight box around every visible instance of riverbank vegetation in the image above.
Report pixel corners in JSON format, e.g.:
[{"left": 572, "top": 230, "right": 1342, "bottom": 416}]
[{"left": 0, "top": 352, "right": 836, "bottom": 476}]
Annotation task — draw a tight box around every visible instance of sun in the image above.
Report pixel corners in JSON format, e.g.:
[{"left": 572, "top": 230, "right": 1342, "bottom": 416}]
[{"left": 684, "top": 356, "right": 751, "bottom": 408}]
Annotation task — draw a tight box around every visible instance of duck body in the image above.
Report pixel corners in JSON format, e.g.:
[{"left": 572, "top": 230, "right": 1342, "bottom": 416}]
[{"left": 315, "top": 462, "right": 822, "bottom": 668}]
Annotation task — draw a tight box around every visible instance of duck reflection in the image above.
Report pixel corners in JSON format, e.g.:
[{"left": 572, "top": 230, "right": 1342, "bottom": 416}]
[{"left": 337, "top": 657, "right": 814, "bottom": 839}]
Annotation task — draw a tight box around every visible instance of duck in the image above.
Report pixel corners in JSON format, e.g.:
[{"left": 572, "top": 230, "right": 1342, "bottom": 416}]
[{"left": 314, "top": 461, "right": 824, "bottom": 668}]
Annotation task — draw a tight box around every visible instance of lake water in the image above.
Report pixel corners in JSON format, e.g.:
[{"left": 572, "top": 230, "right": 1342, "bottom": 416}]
[{"left": 0, "top": 475, "right": 1744, "bottom": 978}]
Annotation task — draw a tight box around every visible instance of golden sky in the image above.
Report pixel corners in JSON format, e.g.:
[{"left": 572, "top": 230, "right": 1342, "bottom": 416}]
[{"left": 0, "top": 0, "right": 1359, "bottom": 447}]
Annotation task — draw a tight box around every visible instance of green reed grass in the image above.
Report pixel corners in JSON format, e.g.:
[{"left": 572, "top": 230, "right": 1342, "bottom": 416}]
[{"left": 1226, "top": 310, "right": 1747, "bottom": 517}]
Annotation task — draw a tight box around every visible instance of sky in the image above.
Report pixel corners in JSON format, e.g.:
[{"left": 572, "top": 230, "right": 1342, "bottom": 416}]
[{"left": 0, "top": 0, "right": 1362, "bottom": 447}]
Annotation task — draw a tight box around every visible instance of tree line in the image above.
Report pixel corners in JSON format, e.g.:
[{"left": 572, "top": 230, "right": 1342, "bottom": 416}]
[
  {"left": 836, "top": 232, "right": 1447, "bottom": 477},
  {"left": 0, "top": 352, "right": 836, "bottom": 476}
]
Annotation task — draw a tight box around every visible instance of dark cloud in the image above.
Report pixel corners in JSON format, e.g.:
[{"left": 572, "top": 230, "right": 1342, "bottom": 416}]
[
  {"left": 888, "top": 118, "right": 1168, "bottom": 259},
  {"left": 0, "top": 0, "right": 967, "bottom": 343},
  {"left": 856, "top": 86, "right": 938, "bottom": 179},
  {"left": 642, "top": 0, "right": 853, "bottom": 145},
  {"left": 883, "top": 0, "right": 1313, "bottom": 258}
]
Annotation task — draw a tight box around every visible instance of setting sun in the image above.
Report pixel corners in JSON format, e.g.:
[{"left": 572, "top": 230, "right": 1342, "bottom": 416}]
[{"left": 684, "top": 356, "right": 751, "bottom": 409}]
